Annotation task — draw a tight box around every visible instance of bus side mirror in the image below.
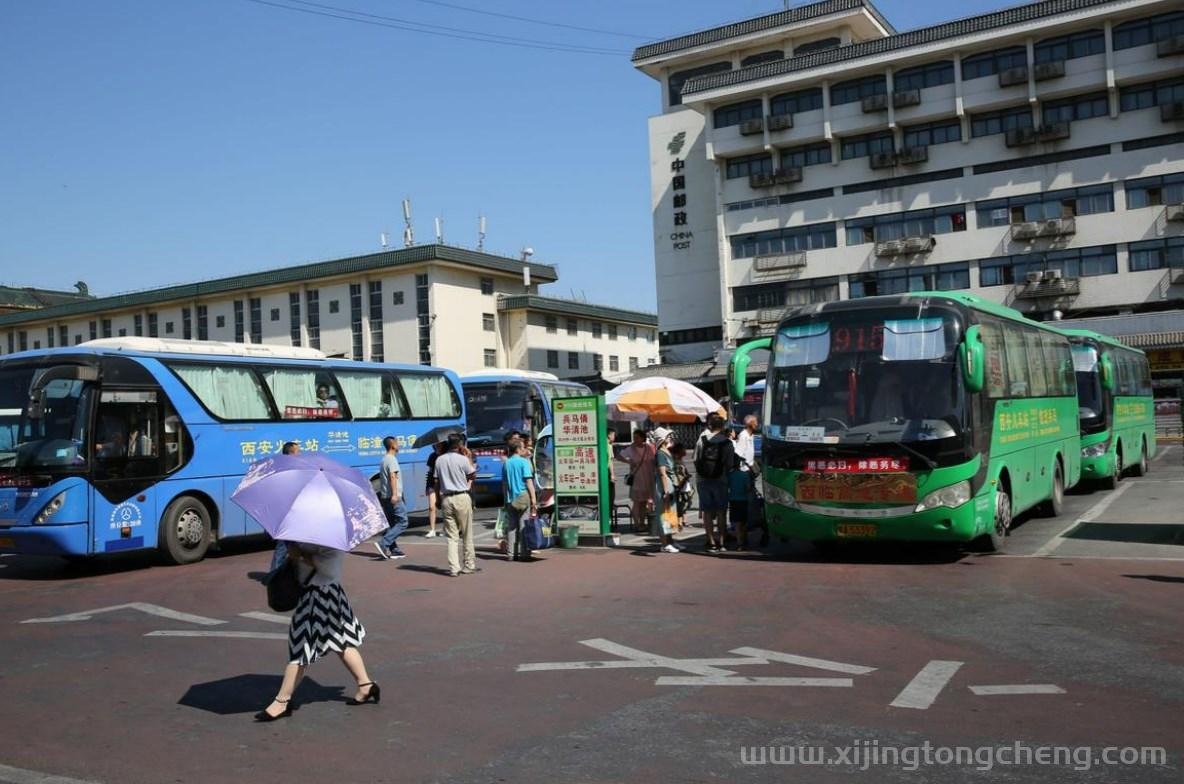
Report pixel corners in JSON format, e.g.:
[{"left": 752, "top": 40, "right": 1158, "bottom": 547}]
[
  {"left": 523, "top": 399, "right": 538, "bottom": 420},
  {"left": 729, "top": 337, "right": 772, "bottom": 401},
  {"left": 961, "top": 326, "right": 985, "bottom": 393},
  {"left": 1100, "top": 355, "right": 1115, "bottom": 392},
  {"left": 27, "top": 388, "right": 48, "bottom": 420}
]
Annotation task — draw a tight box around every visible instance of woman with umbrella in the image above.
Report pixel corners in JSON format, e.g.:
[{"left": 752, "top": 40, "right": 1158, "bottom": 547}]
[{"left": 232, "top": 452, "right": 388, "bottom": 721}]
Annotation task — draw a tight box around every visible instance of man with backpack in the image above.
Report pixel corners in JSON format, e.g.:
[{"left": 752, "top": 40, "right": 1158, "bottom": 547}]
[{"left": 694, "top": 413, "right": 734, "bottom": 553}]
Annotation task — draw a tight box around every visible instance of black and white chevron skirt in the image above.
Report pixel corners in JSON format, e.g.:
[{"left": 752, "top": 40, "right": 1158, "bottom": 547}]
[{"left": 288, "top": 583, "right": 367, "bottom": 665}]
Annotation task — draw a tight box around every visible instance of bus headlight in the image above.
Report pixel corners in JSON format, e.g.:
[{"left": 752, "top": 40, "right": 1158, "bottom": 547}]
[
  {"left": 1081, "top": 442, "right": 1107, "bottom": 458},
  {"left": 33, "top": 492, "right": 67, "bottom": 524},
  {"left": 914, "top": 481, "right": 971, "bottom": 513},
  {"left": 762, "top": 477, "right": 797, "bottom": 509}
]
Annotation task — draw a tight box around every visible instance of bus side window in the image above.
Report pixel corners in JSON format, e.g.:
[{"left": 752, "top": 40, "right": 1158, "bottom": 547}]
[
  {"left": 93, "top": 390, "right": 161, "bottom": 480},
  {"left": 161, "top": 398, "right": 192, "bottom": 474},
  {"left": 980, "top": 322, "right": 1009, "bottom": 398}
]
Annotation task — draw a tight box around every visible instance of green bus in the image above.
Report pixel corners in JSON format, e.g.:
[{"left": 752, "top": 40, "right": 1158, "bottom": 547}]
[
  {"left": 1056, "top": 328, "right": 1155, "bottom": 489},
  {"left": 729, "top": 292, "right": 1081, "bottom": 551}
]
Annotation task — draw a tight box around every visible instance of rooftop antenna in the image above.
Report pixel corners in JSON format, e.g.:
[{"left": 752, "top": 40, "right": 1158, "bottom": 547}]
[
  {"left": 402, "top": 199, "right": 415, "bottom": 248},
  {"left": 477, "top": 214, "right": 487, "bottom": 251},
  {"left": 435, "top": 217, "right": 444, "bottom": 245},
  {"left": 380, "top": 232, "right": 389, "bottom": 250},
  {"left": 521, "top": 246, "right": 534, "bottom": 289}
]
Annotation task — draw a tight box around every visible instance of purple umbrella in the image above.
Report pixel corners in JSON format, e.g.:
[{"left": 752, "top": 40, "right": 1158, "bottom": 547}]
[{"left": 230, "top": 453, "right": 387, "bottom": 551}]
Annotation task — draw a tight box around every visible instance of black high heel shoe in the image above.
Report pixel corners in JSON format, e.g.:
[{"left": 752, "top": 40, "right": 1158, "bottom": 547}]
[
  {"left": 254, "top": 697, "right": 292, "bottom": 722},
  {"left": 346, "top": 681, "right": 380, "bottom": 706}
]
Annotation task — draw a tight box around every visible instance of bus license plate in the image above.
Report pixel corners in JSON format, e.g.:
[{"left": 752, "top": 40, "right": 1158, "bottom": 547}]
[
  {"left": 836, "top": 524, "right": 877, "bottom": 538},
  {"left": 0, "top": 537, "right": 14, "bottom": 549}
]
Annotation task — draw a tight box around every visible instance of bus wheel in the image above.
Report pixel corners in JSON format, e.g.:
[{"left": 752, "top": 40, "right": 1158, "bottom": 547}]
[
  {"left": 1038, "top": 462, "right": 1064, "bottom": 518},
  {"left": 1101, "top": 447, "right": 1122, "bottom": 491},
  {"left": 160, "top": 496, "right": 212, "bottom": 565},
  {"left": 988, "top": 487, "right": 1012, "bottom": 552},
  {"left": 1129, "top": 441, "right": 1148, "bottom": 478}
]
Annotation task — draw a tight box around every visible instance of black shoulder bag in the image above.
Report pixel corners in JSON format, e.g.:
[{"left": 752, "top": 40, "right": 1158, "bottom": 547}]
[{"left": 265, "top": 557, "right": 315, "bottom": 612}]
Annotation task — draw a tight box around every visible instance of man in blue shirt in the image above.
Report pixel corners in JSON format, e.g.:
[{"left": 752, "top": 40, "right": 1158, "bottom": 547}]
[
  {"left": 502, "top": 441, "right": 537, "bottom": 561},
  {"left": 374, "top": 437, "right": 408, "bottom": 560}
]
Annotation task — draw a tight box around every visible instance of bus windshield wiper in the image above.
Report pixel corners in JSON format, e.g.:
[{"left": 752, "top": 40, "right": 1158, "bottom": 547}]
[{"left": 868, "top": 434, "right": 937, "bottom": 471}]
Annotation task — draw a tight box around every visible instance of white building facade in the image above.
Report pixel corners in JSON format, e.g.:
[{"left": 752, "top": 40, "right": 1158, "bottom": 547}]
[{"left": 634, "top": 0, "right": 1184, "bottom": 361}]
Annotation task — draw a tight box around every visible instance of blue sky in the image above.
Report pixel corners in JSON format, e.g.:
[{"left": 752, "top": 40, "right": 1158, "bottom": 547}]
[{"left": 1, "top": 0, "right": 1003, "bottom": 309}]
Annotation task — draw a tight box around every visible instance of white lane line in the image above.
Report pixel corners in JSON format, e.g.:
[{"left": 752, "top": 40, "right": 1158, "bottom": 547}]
[
  {"left": 656, "top": 676, "right": 853, "bottom": 687},
  {"left": 577, "top": 638, "right": 739, "bottom": 677},
  {"left": 518, "top": 657, "right": 768, "bottom": 672},
  {"left": 730, "top": 647, "right": 877, "bottom": 675},
  {"left": 996, "top": 554, "right": 1184, "bottom": 561},
  {"left": 969, "top": 684, "right": 1065, "bottom": 696},
  {"left": 889, "top": 660, "right": 964, "bottom": 710},
  {"left": 0, "top": 763, "right": 100, "bottom": 784},
  {"left": 1031, "top": 481, "right": 1134, "bottom": 558},
  {"left": 20, "top": 603, "right": 225, "bottom": 626},
  {"left": 145, "top": 630, "right": 287, "bottom": 640},
  {"left": 1151, "top": 445, "right": 1177, "bottom": 464},
  {"left": 239, "top": 611, "right": 290, "bottom": 625}
]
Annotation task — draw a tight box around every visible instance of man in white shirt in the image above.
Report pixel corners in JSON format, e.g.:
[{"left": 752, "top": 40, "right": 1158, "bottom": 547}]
[{"left": 735, "top": 415, "right": 758, "bottom": 471}]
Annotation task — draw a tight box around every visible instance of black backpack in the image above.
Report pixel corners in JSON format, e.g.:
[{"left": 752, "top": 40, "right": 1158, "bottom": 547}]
[{"left": 695, "top": 435, "right": 727, "bottom": 480}]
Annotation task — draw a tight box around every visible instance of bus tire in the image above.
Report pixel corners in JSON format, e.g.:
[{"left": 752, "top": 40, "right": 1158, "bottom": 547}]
[
  {"left": 1037, "top": 461, "right": 1065, "bottom": 518},
  {"left": 987, "top": 485, "right": 1012, "bottom": 552},
  {"left": 1129, "top": 440, "right": 1148, "bottom": 478},
  {"left": 159, "top": 495, "right": 212, "bottom": 565},
  {"left": 1100, "top": 446, "right": 1122, "bottom": 491}
]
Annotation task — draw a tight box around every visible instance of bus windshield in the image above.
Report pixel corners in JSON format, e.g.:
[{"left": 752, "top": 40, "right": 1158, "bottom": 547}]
[
  {"left": 0, "top": 366, "right": 93, "bottom": 472},
  {"left": 463, "top": 381, "right": 532, "bottom": 444},
  {"left": 767, "top": 312, "right": 965, "bottom": 445},
  {"left": 1073, "top": 345, "right": 1106, "bottom": 434}
]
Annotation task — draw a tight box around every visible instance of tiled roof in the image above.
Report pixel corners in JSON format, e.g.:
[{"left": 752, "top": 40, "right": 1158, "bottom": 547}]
[
  {"left": 626, "top": 358, "right": 768, "bottom": 383},
  {"left": 498, "top": 295, "right": 658, "bottom": 326},
  {"left": 1120, "top": 331, "right": 1184, "bottom": 349},
  {"left": 0, "top": 245, "right": 558, "bottom": 328},
  {"left": 632, "top": 0, "right": 895, "bottom": 62},
  {"left": 681, "top": 0, "right": 1117, "bottom": 97},
  {"left": 0, "top": 285, "right": 92, "bottom": 310}
]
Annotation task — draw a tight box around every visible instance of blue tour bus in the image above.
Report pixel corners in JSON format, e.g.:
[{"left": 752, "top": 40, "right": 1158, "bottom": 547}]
[
  {"left": 0, "top": 338, "right": 464, "bottom": 564},
  {"left": 459, "top": 370, "right": 591, "bottom": 496}
]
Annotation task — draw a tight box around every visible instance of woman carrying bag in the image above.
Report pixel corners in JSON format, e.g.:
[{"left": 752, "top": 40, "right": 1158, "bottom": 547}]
[{"left": 651, "top": 428, "right": 682, "bottom": 554}]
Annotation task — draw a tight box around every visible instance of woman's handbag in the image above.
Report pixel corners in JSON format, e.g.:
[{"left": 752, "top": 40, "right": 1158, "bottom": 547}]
[
  {"left": 265, "top": 557, "right": 314, "bottom": 612},
  {"left": 661, "top": 505, "right": 681, "bottom": 533}
]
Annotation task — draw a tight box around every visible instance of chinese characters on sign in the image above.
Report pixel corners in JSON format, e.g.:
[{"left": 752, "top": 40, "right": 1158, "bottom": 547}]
[
  {"left": 669, "top": 132, "right": 692, "bottom": 251},
  {"left": 553, "top": 397, "right": 607, "bottom": 535},
  {"left": 556, "top": 446, "right": 599, "bottom": 494},
  {"left": 804, "top": 457, "right": 908, "bottom": 473}
]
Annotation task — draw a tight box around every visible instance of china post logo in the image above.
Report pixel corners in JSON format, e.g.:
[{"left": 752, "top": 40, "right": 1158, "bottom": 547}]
[{"left": 667, "top": 131, "right": 686, "bottom": 156}]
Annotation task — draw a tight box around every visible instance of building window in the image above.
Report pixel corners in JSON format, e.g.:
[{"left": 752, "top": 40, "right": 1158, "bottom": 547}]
[
  {"left": 846, "top": 206, "right": 967, "bottom": 245},
  {"left": 392, "top": 291, "right": 404, "bottom": 305},
  {"left": 725, "top": 153, "right": 773, "bottom": 180},
  {"left": 5, "top": 333, "right": 11, "bottom": 354},
  {"left": 165, "top": 321, "right": 175, "bottom": 335},
  {"left": 591, "top": 322, "right": 602, "bottom": 338},
  {"left": 545, "top": 315, "right": 558, "bottom": 333},
  {"left": 659, "top": 326, "right": 723, "bottom": 346},
  {"left": 730, "top": 221, "right": 838, "bottom": 258},
  {"left": 566, "top": 318, "right": 578, "bottom": 336},
  {"left": 629, "top": 357, "right": 639, "bottom": 371},
  {"left": 1126, "top": 173, "right": 1184, "bottom": 208},
  {"left": 740, "top": 49, "right": 784, "bottom": 68},
  {"left": 1042, "top": 92, "right": 1108, "bottom": 125},
  {"left": 667, "top": 60, "right": 731, "bottom": 106},
  {"left": 628, "top": 326, "right": 638, "bottom": 341},
  {"left": 349, "top": 283, "right": 364, "bottom": 361},
  {"left": 960, "top": 45, "right": 1026, "bottom": 80},
  {"left": 1120, "top": 78, "right": 1184, "bottom": 112},
  {"left": 480, "top": 277, "right": 494, "bottom": 295},
  {"left": 568, "top": 352, "right": 579, "bottom": 370},
  {"left": 732, "top": 277, "right": 840, "bottom": 311},
  {"left": 88, "top": 321, "right": 97, "bottom": 341},
  {"left": 902, "top": 118, "right": 962, "bottom": 148},
  {"left": 134, "top": 314, "right": 143, "bottom": 337},
  {"left": 74, "top": 335, "right": 82, "bottom": 345},
  {"left": 484, "top": 349, "right": 497, "bottom": 367},
  {"left": 233, "top": 301, "right": 244, "bottom": 342},
  {"left": 770, "top": 87, "right": 823, "bottom": 116},
  {"left": 609, "top": 355, "right": 620, "bottom": 372},
  {"left": 780, "top": 141, "right": 831, "bottom": 168},
  {"left": 794, "top": 37, "right": 839, "bottom": 55},
  {"left": 306, "top": 289, "right": 321, "bottom": 350},
  {"left": 546, "top": 350, "right": 559, "bottom": 368},
  {"left": 181, "top": 308, "right": 192, "bottom": 340},
  {"left": 713, "top": 99, "right": 763, "bottom": 129},
  {"left": 849, "top": 262, "right": 970, "bottom": 298},
  {"left": 148, "top": 313, "right": 158, "bottom": 338},
  {"left": 197, "top": 305, "right": 208, "bottom": 341},
  {"left": 289, "top": 293, "right": 301, "bottom": 347},
  {"left": 58, "top": 325, "right": 68, "bottom": 347},
  {"left": 249, "top": 297, "right": 262, "bottom": 344},
  {"left": 100, "top": 319, "right": 111, "bottom": 339},
  {"left": 840, "top": 131, "right": 894, "bottom": 160},
  {"left": 978, "top": 245, "right": 1118, "bottom": 286},
  {"left": 482, "top": 313, "right": 495, "bottom": 332},
  {"left": 19, "top": 333, "right": 29, "bottom": 351},
  {"left": 1113, "top": 11, "right": 1184, "bottom": 51},
  {"left": 893, "top": 60, "right": 954, "bottom": 91},
  {"left": 368, "top": 281, "right": 383, "bottom": 363},
  {"left": 329, "top": 299, "right": 340, "bottom": 314},
  {"left": 46, "top": 327, "right": 54, "bottom": 349},
  {"left": 117, "top": 329, "right": 126, "bottom": 338},
  {"left": 593, "top": 354, "right": 603, "bottom": 372},
  {"left": 269, "top": 308, "right": 280, "bottom": 322},
  {"left": 830, "top": 75, "right": 886, "bottom": 106},
  {"left": 415, "top": 273, "right": 430, "bottom": 365},
  {"left": 1129, "top": 237, "right": 1184, "bottom": 271},
  {"left": 976, "top": 185, "right": 1113, "bottom": 227},
  {"left": 608, "top": 324, "right": 618, "bottom": 341},
  {"left": 1034, "top": 29, "right": 1104, "bottom": 63},
  {"left": 970, "top": 105, "right": 1034, "bottom": 137},
  {"left": 216, "top": 314, "right": 226, "bottom": 329}
]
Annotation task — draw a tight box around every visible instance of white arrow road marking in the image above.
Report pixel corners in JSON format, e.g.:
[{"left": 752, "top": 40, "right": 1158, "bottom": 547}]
[
  {"left": 20, "top": 603, "right": 225, "bottom": 626},
  {"left": 890, "top": 660, "right": 964, "bottom": 709},
  {"left": 0, "top": 762, "right": 100, "bottom": 784},
  {"left": 656, "top": 676, "right": 853, "bottom": 687},
  {"left": 575, "top": 638, "right": 741, "bottom": 677},
  {"left": 730, "top": 647, "right": 877, "bottom": 675},
  {"left": 519, "top": 657, "right": 769, "bottom": 672},
  {"left": 145, "top": 630, "right": 288, "bottom": 640},
  {"left": 969, "top": 684, "right": 1065, "bottom": 696},
  {"left": 239, "top": 611, "right": 291, "bottom": 625}
]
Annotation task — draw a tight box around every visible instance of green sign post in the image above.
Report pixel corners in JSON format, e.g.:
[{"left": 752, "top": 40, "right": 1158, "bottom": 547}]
[{"left": 551, "top": 395, "right": 610, "bottom": 540}]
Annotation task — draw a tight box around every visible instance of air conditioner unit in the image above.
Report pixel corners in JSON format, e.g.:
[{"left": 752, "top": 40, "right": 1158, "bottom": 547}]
[
  {"left": 1038, "top": 122, "right": 1071, "bottom": 142},
  {"left": 869, "top": 152, "right": 897, "bottom": 169},
  {"left": 1157, "top": 34, "right": 1184, "bottom": 57},
  {"left": 1005, "top": 126, "right": 1039, "bottom": 147},
  {"left": 896, "top": 146, "right": 928, "bottom": 165},
  {"left": 1011, "top": 221, "right": 1040, "bottom": 241},
  {"left": 902, "top": 235, "right": 936, "bottom": 254},
  {"left": 739, "top": 117, "right": 765, "bottom": 135},
  {"left": 1038, "top": 217, "right": 1076, "bottom": 236},
  {"left": 892, "top": 89, "right": 921, "bottom": 109},
  {"left": 754, "top": 251, "right": 807, "bottom": 271},
  {"left": 1044, "top": 269, "right": 1064, "bottom": 282},
  {"left": 874, "top": 239, "right": 907, "bottom": 257},
  {"left": 1166, "top": 204, "right": 1184, "bottom": 222},
  {"left": 1025, "top": 270, "right": 1045, "bottom": 284},
  {"left": 998, "top": 66, "right": 1029, "bottom": 87},
  {"left": 861, "top": 93, "right": 889, "bottom": 113},
  {"left": 1032, "top": 60, "right": 1066, "bottom": 81},
  {"left": 749, "top": 172, "right": 776, "bottom": 188},
  {"left": 766, "top": 113, "right": 793, "bottom": 131},
  {"left": 774, "top": 166, "right": 803, "bottom": 184},
  {"left": 1161, "top": 101, "right": 1184, "bottom": 122}
]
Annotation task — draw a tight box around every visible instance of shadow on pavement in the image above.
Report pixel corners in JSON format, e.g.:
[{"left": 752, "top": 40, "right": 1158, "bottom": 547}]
[
  {"left": 1122, "top": 574, "right": 1184, "bottom": 584},
  {"left": 179, "top": 675, "right": 343, "bottom": 715},
  {"left": 1066, "top": 522, "right": 1184, "bottom": 545}
]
